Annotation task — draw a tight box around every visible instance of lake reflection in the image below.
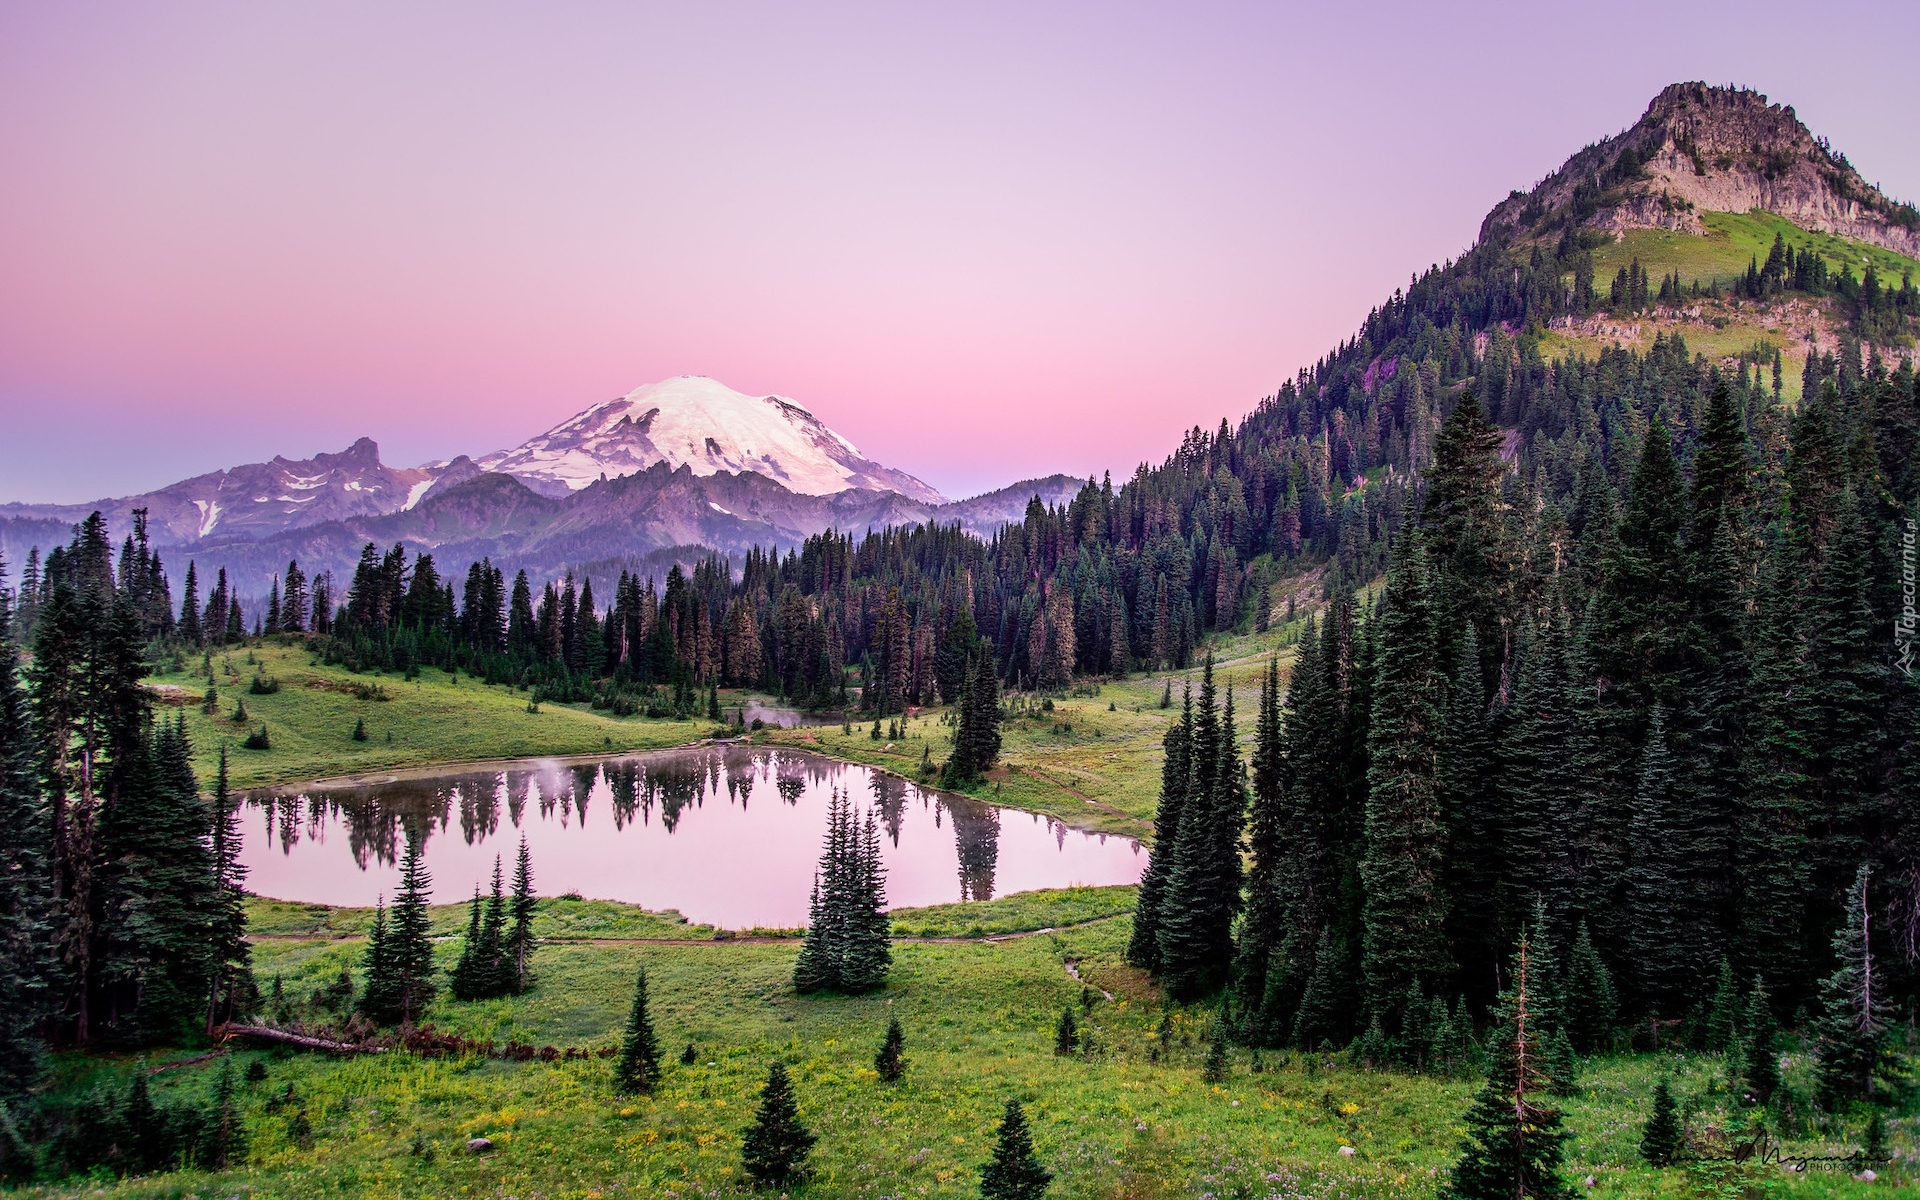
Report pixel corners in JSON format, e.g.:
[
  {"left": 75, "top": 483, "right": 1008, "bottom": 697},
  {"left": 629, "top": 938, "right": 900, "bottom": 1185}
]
[{"left": 241, "top": 746, "right": 1145, "bottom": 928}]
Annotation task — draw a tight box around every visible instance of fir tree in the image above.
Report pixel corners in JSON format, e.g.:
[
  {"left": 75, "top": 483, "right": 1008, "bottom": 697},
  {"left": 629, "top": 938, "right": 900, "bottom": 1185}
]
[
  {"left": 741, "top": 1061, "right": 814, "bottom": 1188},
  {"left": 1203, "top": 1020, "right": 1231, "bottom": 1083},
  {"left": 1638, "top": 1079, "right": 1683, "bottom": 1166},
  {"left": 0, "top": 567, "right": 49, "bottom": 1096},
  {"left": 1054, "top": 1008, "right": 1078, "bottom": 1055},
  {"left": 1157, "top": 660, "right": 1247, "bottom": 1000},
  {"left": 1702, "top": 957, "right": 1739, "bottom": 1052},
  {"left": 206, "top": 1056, "right": 247, "bottom": 1169},
  {"left": 1814, "top": 865, "right": 1901, "bottom": 1105},
  {"left": 507, "top": 836, "right": 536, "bottom": 992},
  {"left": 1562, "top": 922, "right": 1617, "bottom": 1054},
  {"left": 1127, "top": 686, "right": 1190, "bottom": 973},
  {"left": 979, "top": 1098, "right": 1051, "bottom": 1200},
  {"left": 1361, "top": 519, "right": 1449, "bottom": 1029},
  {"left": 357, "top": 899, "right": 397, "bottom": 1024},
  {"left": 613, "top": 968, "right": 663, "bottom": 1095},
  {"left": 1232, "top": 659, "right": 1286, "bottom": 1034},
  {"left": 875, "top": 1015, "right": 906, "bottom": 1081},
  {"left": 205, "top": 746, "right": 251, "bottom": 1034},
  {"left": 1446, "top": 932, "right": 1573, "bottom": 1200},
  {"left": 1741, "top": 975, "right": 1779, "bottom": 1104}
]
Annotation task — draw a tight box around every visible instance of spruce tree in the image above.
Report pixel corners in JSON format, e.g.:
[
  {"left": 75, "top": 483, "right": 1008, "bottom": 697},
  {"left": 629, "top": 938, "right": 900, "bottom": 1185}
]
[
  {"left": 1127, "top": 686, "right": 1190, "bottom": 972},
  {"left": 1361, "top": 519, "right": 1449, "bottom": 1029},
  {"left": 1446, "top": 932, "right": 1573, "bottom": 1200},
  {"left": 1054, "top": 1008, "right": 1078, "bottom": 1055},
  {"left": 206, "top": 1056, "right": 247, "bottom": 1168},
  {"left": 1741, "top": 975, "right": 1779, "bottom": 1104},
  {"left": 450, "top": 886, "right": 486, "bottom": 1001},
  {"left": 1232, "top": 659, "right": 1286, "bottom": 1034},
  {"left": 980, "top": 1098, "right": 1051, "bottom": 1200},
  {"left": 205, "top": 746, "right": 251, "bottom": 1034},
  {"left": 875, "top": 1016, "right": 906, "bottom": 1081},
  {"left": 1638, "top": 1078, "right": 1683, "bottom": 1166},
  {"left": 1562, "top": 922, "right": 1617, "bottom": 1054},
  {"left": 386, "top": 833, "right": 436, "bottom": 1026},
  {"left": 507, "top": 836, "right": 536, "bottom": 993},
  {"left": 1158, "top": 660, "right": 1247, "bottom": 1000},
  {"left": 741, "top": 1061, "right": 814, "bottom": 1188},
  {"left": 357, "top": 899, "right": 398, "bottom": 1024},
  {"left": 1814, "top": 865, "right": 1901, "bottom": 1105},
  {"left": 0, "top": 569, "right": 49, "bottom": 1097},
  {"left": 613, "top": 968, "right": 663, "bottom": 1095},
  {"left": 1702, "top": 957, "right": 1739, "bottom": 1052}
]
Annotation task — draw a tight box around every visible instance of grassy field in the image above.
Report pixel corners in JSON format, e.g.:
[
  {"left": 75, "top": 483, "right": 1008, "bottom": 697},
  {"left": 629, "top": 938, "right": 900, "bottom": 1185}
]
[
  {"left": 15, "top": 894, "right": 1905, "bottom": 1199},
  {"left": 1588, "top": 209, "right": 1920, "bottom": 293},
  {"left": 145, "top": 641, "right": 717, "bottom": 791}
]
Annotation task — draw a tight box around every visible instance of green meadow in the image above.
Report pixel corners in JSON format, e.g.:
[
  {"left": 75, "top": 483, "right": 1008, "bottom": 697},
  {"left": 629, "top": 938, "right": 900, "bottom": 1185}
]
[{"left": 15, "top": 892, "right": 1902, "bottom": 1199}]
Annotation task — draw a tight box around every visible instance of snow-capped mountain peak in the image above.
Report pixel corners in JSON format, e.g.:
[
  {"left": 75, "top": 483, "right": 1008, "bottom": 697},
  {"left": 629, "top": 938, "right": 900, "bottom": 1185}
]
[{"left": 477, "top": 376, "right": 947, "bottom": 504}]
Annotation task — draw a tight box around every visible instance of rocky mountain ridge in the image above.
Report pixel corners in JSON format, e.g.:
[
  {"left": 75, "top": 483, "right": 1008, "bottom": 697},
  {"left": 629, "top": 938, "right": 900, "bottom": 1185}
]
[{"left": 1483, "top": 82, "right": 1920, "bottom": 258}]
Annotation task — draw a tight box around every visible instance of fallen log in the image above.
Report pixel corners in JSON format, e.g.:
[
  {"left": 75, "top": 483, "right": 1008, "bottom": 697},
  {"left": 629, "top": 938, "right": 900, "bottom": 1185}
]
[{"left": 214, "top": 1023, "right": 381, "bottom": 1054}]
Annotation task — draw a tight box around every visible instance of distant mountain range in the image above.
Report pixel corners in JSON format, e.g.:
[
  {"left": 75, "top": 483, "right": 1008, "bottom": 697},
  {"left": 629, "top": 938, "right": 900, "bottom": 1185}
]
[{"left": 0, "top": 376, "right": 1080, "bottom": 598}]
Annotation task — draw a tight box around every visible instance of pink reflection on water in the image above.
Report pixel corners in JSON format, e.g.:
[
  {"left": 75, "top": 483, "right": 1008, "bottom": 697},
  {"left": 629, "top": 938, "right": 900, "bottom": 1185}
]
[{"left": 240, "top": 746, "right": 1144, "bottom": 929}]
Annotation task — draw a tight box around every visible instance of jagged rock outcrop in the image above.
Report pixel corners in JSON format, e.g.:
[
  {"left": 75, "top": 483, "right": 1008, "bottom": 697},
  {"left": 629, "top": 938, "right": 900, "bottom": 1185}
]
[{"left": 1483, "top": 82, "right": 1920, "bottom": 258}]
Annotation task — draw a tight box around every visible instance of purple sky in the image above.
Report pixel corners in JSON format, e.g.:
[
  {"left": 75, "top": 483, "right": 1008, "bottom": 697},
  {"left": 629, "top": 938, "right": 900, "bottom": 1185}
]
[{"left": 3, "top": 1, "right": 1915, "bottom": 504}]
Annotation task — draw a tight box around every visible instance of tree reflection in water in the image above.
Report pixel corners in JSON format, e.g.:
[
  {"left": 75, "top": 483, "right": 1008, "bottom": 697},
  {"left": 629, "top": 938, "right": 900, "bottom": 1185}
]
[{"left": 242, "top": 746, "right": 1142, "bottom": 923}]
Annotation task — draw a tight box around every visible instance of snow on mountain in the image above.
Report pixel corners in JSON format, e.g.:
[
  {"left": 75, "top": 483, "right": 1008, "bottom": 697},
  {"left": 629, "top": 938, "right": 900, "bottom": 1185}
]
[{"left": 477, "top": 375, "right": 948, "bottom": 505}]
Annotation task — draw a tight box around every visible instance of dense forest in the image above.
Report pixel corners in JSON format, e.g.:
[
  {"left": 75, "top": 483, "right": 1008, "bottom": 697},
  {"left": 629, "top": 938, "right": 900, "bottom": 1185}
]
[{"left": 2, "top": 203, "right": 1916, "bottom": 1177}]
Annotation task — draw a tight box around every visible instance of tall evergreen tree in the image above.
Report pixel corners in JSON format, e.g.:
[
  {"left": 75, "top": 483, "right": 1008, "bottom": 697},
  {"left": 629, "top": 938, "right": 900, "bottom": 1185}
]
[
  {"left": 1446, "top": 932, "right": 1573, "bottom": 1200},
  {"left": 1233, "top": 659, "right": 1286, "bottom": 1034},
  {"left": 741, "top": 1061, "right": 814, "bottom": 1188},
  {"left": 980, "top": 1098, "right": 1052, "bottom": 1200},
  {"left": 1362, "top": 520, "right": 1450, "bottom": 1027},
  {"left": 613, "top": 968, "right": 663, "bottom": 1095},
  {"left": 1814, "top": 865, "right": 1901, "bottom": 1105},
  {"left": 1157, "top": 660, "right": 1247, "bottom": 1000},
  {"left": 204, "top": 746, "right": 252, "bottom": 1034},
  {"left": 0, "top": 565, "right": 49, "bottom": 1097},
  {"left": 1127, "top": 686, "right": 1191, "bottom": 973},
  {"left": 507, "top": 836, "right": 536, "bottom": 993}
]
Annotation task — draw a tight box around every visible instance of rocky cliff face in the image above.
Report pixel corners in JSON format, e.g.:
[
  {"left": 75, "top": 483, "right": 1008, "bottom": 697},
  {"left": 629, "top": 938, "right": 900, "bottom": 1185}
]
[{"left": 1483, "top": 83, "right": 1920, "bottom": 258}]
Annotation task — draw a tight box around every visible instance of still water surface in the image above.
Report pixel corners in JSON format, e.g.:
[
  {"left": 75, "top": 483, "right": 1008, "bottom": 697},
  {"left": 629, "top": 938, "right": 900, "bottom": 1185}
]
[{"left": 241, "top": 746, "right": 1144, "bottom": 928}]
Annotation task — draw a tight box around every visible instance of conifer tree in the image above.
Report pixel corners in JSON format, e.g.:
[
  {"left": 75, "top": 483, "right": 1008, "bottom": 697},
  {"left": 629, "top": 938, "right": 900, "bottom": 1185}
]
[
  {"left": 206, "top": 1056, "right": 246, "bottom": 1168},
  {"left": 205, "top": 746, "right": 252, "bottom": 1034},
  {"left": 1446, "top": 932, "right": 1573, "bottom": 1200},
  {"left": 1562, "top": 922, "right": 1617, "bottom": 1054},
  {"left": 1361, "top": 519, "right": 1449, "bottom": 1028},
  {"left": 357, "top": 899, "right": 397, "bottom": 1024},
  {"left": 613, "top": 968, "right": 663, "bottom": 1095},
  {"left": 1622, "top": 706, "right": 1697, "bottom": 1014},
  {"left": 980, "top": 1098, "right": 1051, "bottom": 1199},
  {"left": 507, "top": 836, "right": 536, "bottom": 992},
  {"left": 741, "top": 1061, "right": 814, "bottom": 1188},
  {"left": 382, "top": 833, "right": 436, "bottom": 1026},
  {"left": 1702, "top": 957, "right": 1739, "bottom": 1052},
  {"left": 875, "top": 1015, "right": 906, "bottom": 1081},
  {"left": 1232, "top": 659, "right": 1286, "bottom": 1032},
  {"left": 1054, "top": 1008, "right": 1078, "bottom": 1055},
  {"left": 1814, "top": 865, "right": 1901, "bottom": 1105},
  {"left": 1638, "top": 1079, "right": 1683, "bottom": 1167},
  {"left": 1741, "top": 975, "right": 1779, "bottom": 1103},
  {"left": 0, "top": 570, "right": 49, "bottom": 1097},
  {"left": 1158, "top": 660, "right": 1247, "bottom": 1000},
  {"left": 1127, "top": 686, "right": 1190, "bottom": 972}
]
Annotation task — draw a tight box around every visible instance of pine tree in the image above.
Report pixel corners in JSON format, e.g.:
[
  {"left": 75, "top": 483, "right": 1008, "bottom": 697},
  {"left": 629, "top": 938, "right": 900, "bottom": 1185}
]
[
  {"left": 1232, "top": 659, "right": 1286, "bottom": 1034},
  {"left": 1446, "top": 932, "right": 1573, "bottom": 1200},
  {"left": 386, "top": 833, "right": 436, "bottom": 1026},
  {"left": 1702, "top": 957, "right": 1739, "bottom": 1052},
  {"left": 449, "top": 886, "right": 486, "bottom": 1001},
  {"left": 1814, "top": 865, "right": 1902, "bottom": 1105},
  {"left": 1562, "top": 922, "right": 1617, "bottom": 1054},
  {"left": 1203, "top": 1020, "right": 1231, "bottom": 1083},
  {"left": 357, "top": 898, "right": 398, "bottom": 1023},
  {"left": 479, "top": 855, "right": 509, "bottom": 997},
  {"left": 1127, "top": 686, "right": 1190, "bottom": 972},
  {"left": 507, "top": 836, "right": 536, "bottom": 993},
  {"left": 205, "top": 746, "right": 252, "bottom": 1034},
  {"left": 1361, "top": 519, "right": 1449, "bottom": 1029},
  {"left": 1741, "top": 975, "right": 1779, "bottom": 1104},
  {"left": 1157, "top": 660, "right": 1247, "bottom": 1001},
  {"left": 980, "top": 1098, "right": 1051, "bottom": 1200},
  {"left": 1054, "top": 1008, "right": 1078, "bottom": 1055},
  {"left": 1622, "top": 706, "right": 1694, "bottom": 1015},
  {"left": 875, "top": 1016, "right": 906, "bottom": 1081},
  {"left": 1638, "top": 1079, "right": 1683, "bottom": 1166},
  {"left": 613, "top": 968, "right": 663, "bottom": 1095},
  {"left": 206, "top": 1056, "right": 247, "bottom": 1168},
  {"left": 0, "top": 567, "right": 49, "bottom": 1097},
  {"left": 741, "top": 1061, "right": 814, "bottom": 1188}
]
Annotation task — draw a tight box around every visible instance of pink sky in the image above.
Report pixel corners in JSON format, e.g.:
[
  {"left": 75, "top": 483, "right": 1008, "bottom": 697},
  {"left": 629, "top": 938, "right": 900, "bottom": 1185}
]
[{"left": 3, "top": 2, "right": 1916, "bottom": 503}]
